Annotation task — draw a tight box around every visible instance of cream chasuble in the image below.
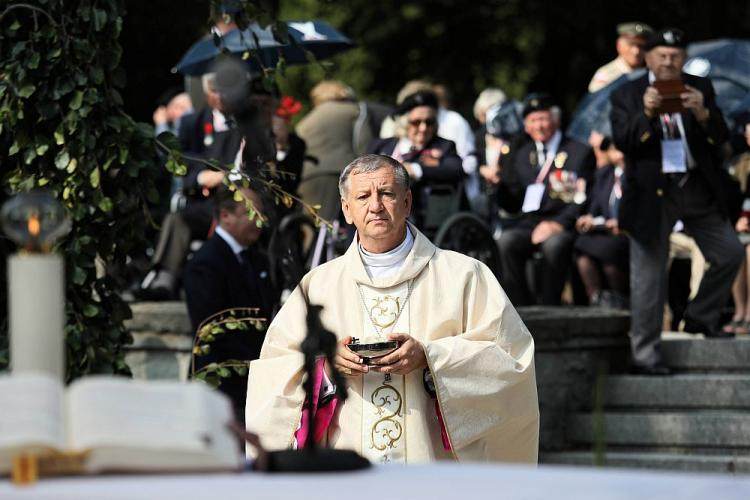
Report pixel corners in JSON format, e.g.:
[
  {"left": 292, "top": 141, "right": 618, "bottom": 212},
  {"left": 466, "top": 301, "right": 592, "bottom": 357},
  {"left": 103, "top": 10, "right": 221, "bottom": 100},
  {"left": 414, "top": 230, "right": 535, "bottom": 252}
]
[{"left": 246, "top": 224, "right": 540, "bottom": 464}]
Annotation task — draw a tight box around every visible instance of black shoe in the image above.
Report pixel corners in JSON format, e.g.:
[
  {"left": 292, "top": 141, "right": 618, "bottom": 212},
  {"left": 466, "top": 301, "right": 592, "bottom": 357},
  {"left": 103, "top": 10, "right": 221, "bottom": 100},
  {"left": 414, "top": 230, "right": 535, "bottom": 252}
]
[
  {"left": 630, "top": 363, "right": 672, "bottom": 376},
  {"left": 133, "top": 285, "right": 175, "bottom": 301},
  {"left": 682, "top": 317, "right": 735, "bottom": 339}
]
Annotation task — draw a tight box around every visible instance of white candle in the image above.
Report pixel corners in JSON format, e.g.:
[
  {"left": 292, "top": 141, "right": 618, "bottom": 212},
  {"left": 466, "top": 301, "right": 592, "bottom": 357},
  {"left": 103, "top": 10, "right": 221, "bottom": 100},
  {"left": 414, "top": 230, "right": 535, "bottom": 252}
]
[{"left": 9, "top": 253, "right": 65, "bottom": 380}]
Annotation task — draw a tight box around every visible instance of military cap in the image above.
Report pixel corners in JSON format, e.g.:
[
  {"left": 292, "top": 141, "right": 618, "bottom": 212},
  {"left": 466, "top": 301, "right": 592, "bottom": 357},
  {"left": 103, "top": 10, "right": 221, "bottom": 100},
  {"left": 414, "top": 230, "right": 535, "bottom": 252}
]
[
  {"left": 395, "top": 90, "right": 439, "bottom": 115},
  {"left": 617, "top": 22, "right": 653, "bottom": 37},
  {"left": 522, "top": 92, "right": 555, "bottom": 118},
  {"left": 644, "top": 28, "right": 687, "bottom": 51}
]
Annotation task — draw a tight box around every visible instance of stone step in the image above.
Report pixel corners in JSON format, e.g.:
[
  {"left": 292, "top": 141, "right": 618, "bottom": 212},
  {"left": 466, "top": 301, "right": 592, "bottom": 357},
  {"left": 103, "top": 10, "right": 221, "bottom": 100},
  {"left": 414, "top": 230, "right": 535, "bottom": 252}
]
[
  {"left": 541, "top": 451, "right": 750, "bottom": 473},
  {"left": 568, "top": 411, "right": 750, "bottom": 448},
  {"left": 601, "top": 374, "right": 750, "bottom": 410},
  {"left": 661, "top": 335, "right": 750, "bottom": 372},
  {"left": 125, "top": 301, "right": 192, "bottom": 335}
]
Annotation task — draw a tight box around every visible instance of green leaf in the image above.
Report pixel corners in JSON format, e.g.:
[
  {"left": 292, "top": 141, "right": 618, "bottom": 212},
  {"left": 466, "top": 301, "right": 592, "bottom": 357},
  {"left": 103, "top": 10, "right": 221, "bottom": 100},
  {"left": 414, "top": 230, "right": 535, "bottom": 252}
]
[
  {"left": 233, "top": 190, "right": 244, "bottom": 202},
  {"left": 28, "top": 52, "right": 41, "bottom": 69},
  {"left": 18, "top": 85, "right": 36, "bottom": 98},
  {"left": 98, "top": 197, "right": 113, "bottom": 212},
  {"left": 23, "top": 148, "right": 37, "bottom": 165},
  {"left": 72, "top": 266, "right": 87, "bottom": 285},
  {"left": 93, "top": 9, "right": 108, "bottom": 31},
  {"left": 89, "top": 168, "right": 100, "bottom": 188},
  {"left": 118, "top": 147, "right": 128, "bottom": 164},
  {"left": 83, "top": 304, "right": 99, "bottom": 318},
  {"left": 9, "top": 141, "right": 19, "bottom": 156},
  {"left": 55, "top": 151, "right": 70, "bottom": 169},
  {"left": 37, "top": 177, "right": 50, "bottom": 187},
  {"left": 48, "top": 47, "right": 62, "bottom": 59},
  {"left": 69, "top": 90, "right": 84, "bottom": 110},
  {"left": 225, "top": 321, "right": 240, "bottom": 330},
  {"left": 216, "top": 367, "right": 231, "bottom": 378},
  {"left": 66, "top": 158, "right": 78, "bottom": 174},
  {"left": 54, "top": 130, "right": 65, "bottom": 145},
  {"left": 36, "top": 144, "right": 49, "bottom": 156}
]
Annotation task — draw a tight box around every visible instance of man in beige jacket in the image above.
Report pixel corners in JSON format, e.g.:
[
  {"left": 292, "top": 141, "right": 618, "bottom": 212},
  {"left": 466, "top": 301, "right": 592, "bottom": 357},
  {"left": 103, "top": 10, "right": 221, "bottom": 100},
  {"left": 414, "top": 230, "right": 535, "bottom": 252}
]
[{"left": 246, "top": 154, "right": 539, "bottom": 464}]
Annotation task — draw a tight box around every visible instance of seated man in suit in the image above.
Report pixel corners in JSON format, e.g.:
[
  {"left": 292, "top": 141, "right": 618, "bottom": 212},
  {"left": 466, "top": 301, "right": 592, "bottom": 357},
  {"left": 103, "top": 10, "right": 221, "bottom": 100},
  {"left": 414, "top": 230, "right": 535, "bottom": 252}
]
[
  {"left": 184, "top": 184, "right": 279, "bottom": 424},
  {"left": 369, "top": 90, "right": 464, "bottom": 230},
  {"left": 497, "top": 93, "right": 595, "bottom": 305}
]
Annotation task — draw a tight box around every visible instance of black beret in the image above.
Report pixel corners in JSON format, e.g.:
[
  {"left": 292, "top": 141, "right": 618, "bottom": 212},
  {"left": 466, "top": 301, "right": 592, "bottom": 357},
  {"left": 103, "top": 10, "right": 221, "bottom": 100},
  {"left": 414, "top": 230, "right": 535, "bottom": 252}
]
[
  {"left": 644, "top": 28, "right": 687, "bottom": 51},
  {"left": 395, "top": 90, "right": 439, "bottom": 115},
  {"left": 522, "top": 92, "right": 555, "bottom": 117}
]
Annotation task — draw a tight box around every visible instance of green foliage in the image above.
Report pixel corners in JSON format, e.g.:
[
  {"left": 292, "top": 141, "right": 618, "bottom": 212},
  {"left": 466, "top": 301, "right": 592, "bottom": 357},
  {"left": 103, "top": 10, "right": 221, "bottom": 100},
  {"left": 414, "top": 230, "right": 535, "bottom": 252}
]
[
  {"left": 277, "top": 0, "right": 544, "bottom": 117},
  {"left": 192, "top": 307, "right": 266, "bottom": 388},
  {"left": 0, "top": 1, "right": 162, "bottom": 380}
]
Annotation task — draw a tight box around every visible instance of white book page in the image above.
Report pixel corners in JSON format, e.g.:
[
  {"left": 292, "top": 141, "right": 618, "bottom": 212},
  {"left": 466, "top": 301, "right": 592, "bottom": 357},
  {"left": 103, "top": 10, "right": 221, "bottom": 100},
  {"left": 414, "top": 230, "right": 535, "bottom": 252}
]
[
  {"left": 0, "top": 372, "right": 65, "bottom": 473},
  {"left": 65, "top": 377, "right": 240, "bottom": 470}
]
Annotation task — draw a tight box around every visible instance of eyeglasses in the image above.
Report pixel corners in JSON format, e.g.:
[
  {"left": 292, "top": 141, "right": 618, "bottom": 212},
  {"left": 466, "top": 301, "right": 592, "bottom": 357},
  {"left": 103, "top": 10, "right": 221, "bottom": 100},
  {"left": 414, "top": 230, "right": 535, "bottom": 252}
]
[{"left": 408, "top": 118, "right": 437, "bottom": 127}]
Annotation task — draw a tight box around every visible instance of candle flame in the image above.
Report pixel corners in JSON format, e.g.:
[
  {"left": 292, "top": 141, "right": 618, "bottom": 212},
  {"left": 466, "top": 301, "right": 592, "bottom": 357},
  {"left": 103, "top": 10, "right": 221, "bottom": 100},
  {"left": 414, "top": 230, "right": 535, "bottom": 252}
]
[{"left": 28, "top": 214, "right": 41, "bottom": 237}]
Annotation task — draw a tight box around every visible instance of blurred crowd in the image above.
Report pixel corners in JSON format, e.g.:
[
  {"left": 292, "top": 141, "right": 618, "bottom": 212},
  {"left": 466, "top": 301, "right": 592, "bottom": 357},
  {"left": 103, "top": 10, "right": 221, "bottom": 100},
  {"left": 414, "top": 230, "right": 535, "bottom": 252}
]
[{"left": 130, "top": 19, "right": 750, "bottom": 406}]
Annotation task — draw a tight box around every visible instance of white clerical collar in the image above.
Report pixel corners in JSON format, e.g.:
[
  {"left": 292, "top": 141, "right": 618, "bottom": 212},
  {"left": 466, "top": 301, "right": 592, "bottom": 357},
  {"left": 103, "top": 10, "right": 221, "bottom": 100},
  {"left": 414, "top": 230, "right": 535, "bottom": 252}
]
[
  {"left": 358, "top": 227, "right": 414, "bottom": 280},
  {"left": 215, "top": 225, "right": 245, "bottom": 261}
]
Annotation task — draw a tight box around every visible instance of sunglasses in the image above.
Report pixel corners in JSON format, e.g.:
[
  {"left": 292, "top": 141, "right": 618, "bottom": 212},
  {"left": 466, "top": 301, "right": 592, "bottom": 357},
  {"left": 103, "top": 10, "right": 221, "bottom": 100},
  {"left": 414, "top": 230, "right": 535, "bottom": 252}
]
[{"left": 408, "top": 118, "right": 437, "bottom": 127}]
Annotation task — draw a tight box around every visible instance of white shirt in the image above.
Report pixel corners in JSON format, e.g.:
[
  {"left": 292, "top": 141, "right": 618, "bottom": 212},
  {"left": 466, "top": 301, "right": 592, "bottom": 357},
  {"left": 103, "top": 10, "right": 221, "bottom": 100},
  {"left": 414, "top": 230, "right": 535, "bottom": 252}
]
[
  {"left": 536, "top": 130, "right": 562, "bottom": 167},
  {"left": 214, "top": 225, "right": 244, "bottom": 263},
  {"left": 358, "top": 227, "right": 415, "bottom": 280}
]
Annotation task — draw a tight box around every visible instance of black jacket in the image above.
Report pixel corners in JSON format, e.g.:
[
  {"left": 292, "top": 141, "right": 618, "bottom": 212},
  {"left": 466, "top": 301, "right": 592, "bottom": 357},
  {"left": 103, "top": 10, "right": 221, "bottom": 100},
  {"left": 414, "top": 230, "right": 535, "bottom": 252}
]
[
  {"left": 183, "top": 233, "right": 278, "bottom": 421},
  {"left": 610, "top": 72, "right": 729, "bottom": 244},
  {"left": 496, "top": 134, "right": 595, "bottom": 229}
]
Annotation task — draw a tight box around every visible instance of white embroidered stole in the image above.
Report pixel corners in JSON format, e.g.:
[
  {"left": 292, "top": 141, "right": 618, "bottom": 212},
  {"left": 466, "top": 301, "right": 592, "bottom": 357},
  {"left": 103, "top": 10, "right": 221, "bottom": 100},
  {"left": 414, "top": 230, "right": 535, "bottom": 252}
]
[{"left": 359, "top": 282, "right": 409, "bottom": 464}]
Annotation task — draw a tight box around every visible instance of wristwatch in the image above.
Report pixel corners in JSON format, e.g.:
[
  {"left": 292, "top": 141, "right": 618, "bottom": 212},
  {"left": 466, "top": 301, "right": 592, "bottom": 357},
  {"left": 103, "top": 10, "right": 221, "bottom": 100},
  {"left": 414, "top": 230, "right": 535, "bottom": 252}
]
[{"left": 423, "top": 368, "right": 436, "bottom": 398}]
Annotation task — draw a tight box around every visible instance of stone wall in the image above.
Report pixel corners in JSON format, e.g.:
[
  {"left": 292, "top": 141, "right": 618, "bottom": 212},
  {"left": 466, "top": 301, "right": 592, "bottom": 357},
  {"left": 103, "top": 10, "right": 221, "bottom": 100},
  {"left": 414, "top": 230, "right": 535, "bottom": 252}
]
[
  {"left": 125, "top": 302, "right": 632, "bottom": 451},
  {"left": 520, "top": 306, "right": 631, "bottom": 451}
]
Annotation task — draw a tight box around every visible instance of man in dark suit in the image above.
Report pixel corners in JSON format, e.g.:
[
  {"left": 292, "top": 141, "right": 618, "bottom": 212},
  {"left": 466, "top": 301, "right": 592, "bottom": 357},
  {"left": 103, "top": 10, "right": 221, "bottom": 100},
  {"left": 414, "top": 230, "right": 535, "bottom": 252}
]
[
  {"left": 369, "top": 90, "right": 464, "bottom": 231},
  {"left": 184, "top": 184, "right": 279, "bottom": 423},
  {"left": 611, "top": 28, "right": 743, "bottom": 375},
  {"left": 138, "top": 73, "right": 243, "bottom": 300},
  {"left": 496, "top": 93, "right": 595, "bottom": 305}
]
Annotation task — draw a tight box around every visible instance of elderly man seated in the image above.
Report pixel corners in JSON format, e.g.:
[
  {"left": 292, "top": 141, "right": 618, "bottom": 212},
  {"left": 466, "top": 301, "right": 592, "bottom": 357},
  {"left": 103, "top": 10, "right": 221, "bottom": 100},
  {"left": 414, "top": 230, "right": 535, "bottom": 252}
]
[
  {"left": 496, "top": 93, "right": 595, "bottom": 305},
  {"left": 246, "top": 154, "right": 539, "bottom": 464}
]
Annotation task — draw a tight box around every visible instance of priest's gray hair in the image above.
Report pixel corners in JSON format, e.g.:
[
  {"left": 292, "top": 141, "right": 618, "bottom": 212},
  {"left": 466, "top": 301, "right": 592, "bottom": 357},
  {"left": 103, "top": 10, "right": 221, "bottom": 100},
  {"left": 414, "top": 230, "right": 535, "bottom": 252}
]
[{"left": 338, "top": 154, "right": 410, "bottom": 198}]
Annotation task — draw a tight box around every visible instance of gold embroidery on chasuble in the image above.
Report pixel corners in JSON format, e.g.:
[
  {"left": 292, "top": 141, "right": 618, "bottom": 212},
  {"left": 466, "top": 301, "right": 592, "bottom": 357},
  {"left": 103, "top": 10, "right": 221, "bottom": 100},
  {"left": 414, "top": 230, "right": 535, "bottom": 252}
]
[{"left": 358, "top": 282, "right": 409, "bottom": 464}]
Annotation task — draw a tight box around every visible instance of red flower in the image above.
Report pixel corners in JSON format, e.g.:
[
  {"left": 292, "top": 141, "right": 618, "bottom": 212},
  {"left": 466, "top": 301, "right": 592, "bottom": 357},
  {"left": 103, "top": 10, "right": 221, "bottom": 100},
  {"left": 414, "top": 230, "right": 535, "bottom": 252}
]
[
  {"left": 275, "top": 96, "right": 303, "bottom": 120},
  {"left": 203, "top": 122, "right": 214, "bottom": 135}
]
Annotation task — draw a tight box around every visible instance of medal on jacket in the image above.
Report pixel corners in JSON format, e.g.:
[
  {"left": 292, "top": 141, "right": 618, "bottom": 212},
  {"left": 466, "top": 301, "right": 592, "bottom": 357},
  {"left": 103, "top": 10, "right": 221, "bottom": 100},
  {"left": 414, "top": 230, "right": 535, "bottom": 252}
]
[
  {"left": 554, "top": 151, "right": 568, "bottom": 168},
  {"left": 203, "top": 122, "right": 214, "bottom": 147}
]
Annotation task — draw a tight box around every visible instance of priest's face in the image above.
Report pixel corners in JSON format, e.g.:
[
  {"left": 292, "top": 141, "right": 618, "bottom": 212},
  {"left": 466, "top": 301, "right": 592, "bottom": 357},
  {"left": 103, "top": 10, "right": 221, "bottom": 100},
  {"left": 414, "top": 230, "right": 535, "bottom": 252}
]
[{"left": 341, "top": 166, "right": 412, "bottom": 253}]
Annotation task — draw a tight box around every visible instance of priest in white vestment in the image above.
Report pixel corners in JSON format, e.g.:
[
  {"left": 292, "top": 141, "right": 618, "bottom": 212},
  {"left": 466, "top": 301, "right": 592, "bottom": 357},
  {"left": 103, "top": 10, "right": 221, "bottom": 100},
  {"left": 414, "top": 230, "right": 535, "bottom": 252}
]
[{"left": 246, "top": 154, "right": 539, "bottom": 463}]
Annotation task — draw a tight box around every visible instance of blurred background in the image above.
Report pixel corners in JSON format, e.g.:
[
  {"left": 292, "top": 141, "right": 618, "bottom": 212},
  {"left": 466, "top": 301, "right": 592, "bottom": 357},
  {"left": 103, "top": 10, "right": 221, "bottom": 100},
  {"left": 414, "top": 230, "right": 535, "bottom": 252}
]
[{"left": 120, "top": 0, "right": 750, "bottom": 126}]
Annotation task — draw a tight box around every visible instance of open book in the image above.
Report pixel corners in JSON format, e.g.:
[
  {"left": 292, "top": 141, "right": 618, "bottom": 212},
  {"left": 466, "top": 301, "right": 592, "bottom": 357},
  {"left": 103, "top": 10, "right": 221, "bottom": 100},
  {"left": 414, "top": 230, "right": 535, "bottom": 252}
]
[{"left": 0, "top": 373, "right": 242, "bottom": 476}]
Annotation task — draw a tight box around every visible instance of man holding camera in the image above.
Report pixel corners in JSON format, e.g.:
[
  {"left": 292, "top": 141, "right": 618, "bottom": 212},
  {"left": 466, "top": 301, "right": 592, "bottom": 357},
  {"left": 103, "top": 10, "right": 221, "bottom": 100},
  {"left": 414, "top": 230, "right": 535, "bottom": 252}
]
[{"left": 611, "top": 28, "right": 743, "bottom": 375}]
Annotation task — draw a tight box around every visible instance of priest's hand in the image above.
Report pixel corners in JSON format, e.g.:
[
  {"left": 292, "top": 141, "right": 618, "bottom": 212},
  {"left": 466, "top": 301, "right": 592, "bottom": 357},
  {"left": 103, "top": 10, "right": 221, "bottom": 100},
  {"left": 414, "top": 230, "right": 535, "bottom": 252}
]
[
  {"left": 371, "top": 333, "right": 427, "bottom": 375},
  {"left": 334, "top": 335, "right": 369, "bottom": 377}
]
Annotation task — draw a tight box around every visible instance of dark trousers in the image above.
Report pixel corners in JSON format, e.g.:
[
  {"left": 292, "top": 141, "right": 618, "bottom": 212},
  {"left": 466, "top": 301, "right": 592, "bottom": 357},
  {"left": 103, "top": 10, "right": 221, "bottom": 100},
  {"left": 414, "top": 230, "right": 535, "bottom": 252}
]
[
  {"left": 629, "top": 176, "right": 743, "bottom": 366},
  {"left": 151, "top": 200, "right": 214, "bottom": 276},
  {"left": 498, "top": 226, "right": 575, "bottom": 306}
]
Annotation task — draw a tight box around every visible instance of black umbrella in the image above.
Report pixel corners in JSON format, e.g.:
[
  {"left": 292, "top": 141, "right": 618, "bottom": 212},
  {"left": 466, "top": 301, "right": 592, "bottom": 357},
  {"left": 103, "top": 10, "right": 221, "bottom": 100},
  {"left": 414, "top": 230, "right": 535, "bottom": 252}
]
[
  {"left": 173, "top": 20, "right": 354, "bottom": 76},
  {"left": 566, "top": 69, "right": 646, "bottom": 143},
  {"left": 685, "top": 38, "right": 750, "bottom": 127}
]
